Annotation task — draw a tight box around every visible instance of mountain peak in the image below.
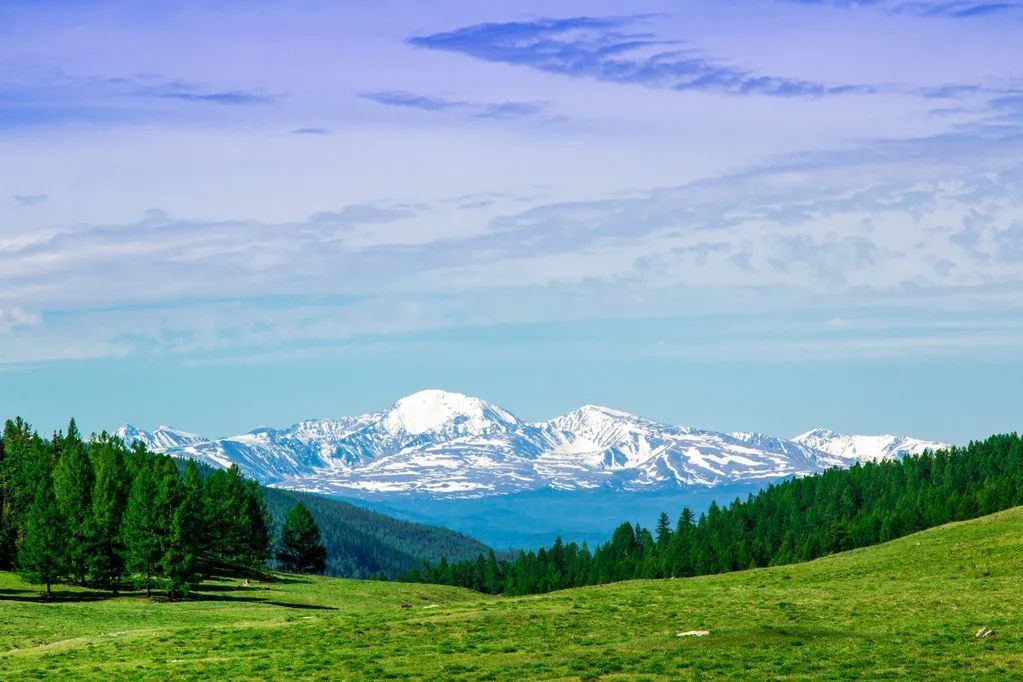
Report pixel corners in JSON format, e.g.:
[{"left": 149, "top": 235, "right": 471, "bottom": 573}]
[
  {"left": 117, "top": 395, "right": 947, "bottom": 500},
  {"left": 795, "top": 427, "right": 845, "bottom": 440},
  {"left": 115, "top": 423, "right": 209, "bottom": 451},
  {"left": 793, "top": 428, "right": 948, "bottom": 463},
  {"left": 576, "top": 404, "right": 635, "bottom": 418},
  {"left": 386, "top": 389, "right": 519, "bottom": 436}
]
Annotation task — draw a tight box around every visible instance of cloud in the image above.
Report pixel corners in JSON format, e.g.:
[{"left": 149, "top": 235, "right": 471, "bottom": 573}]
[
  {"left": 4, "top": 109, "right": 1023, "bottom": 363},
  {"left": 359, "top": 90, "right": 547, "bottom": 118},
  {"left": 407, "top": 16, "right": 874, "bottom": 97},
  {"left": 994, "top": 222, "right": 1023, "bottom": 261},
  {"left": 291, "top": 127, "right": 331, "bottom": 135},
  {"left": 0, "top": 307, "right": 41, "bottom": 333},
  {"left": 307, "top": 204, "right": 416, "bottom": 226},
  {"left": 128, "top": 78, "right": 274, "bottom": 105},
  {"left": 783, "top": 0, "right": 1023, "bottom": 17},
  {"left": 0, "top": 70, "right": 277, "bottom": 131},
  {"left": 13, "top": 194, "right": 48, "bottom": 206}
]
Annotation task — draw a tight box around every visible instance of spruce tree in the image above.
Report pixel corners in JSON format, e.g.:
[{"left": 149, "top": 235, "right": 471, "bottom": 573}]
[
  {"left": 18, "top": 474, "right": 66, "bottom": 596},
  {"left": 51, "top": 422, "right": 93, "bottom": 585},
  {"left": 88, "top": 435, "right": 130, "bottom": 592},
  {"left": 241, "top": 478, "right": 272, "bottom": 568},
  {"left": 0, "top": 433, "right": 7, "bottom": 568},
  {"left": 1, "top": 418, "right": 47, "bottom": 568},
  {"left": 276, "top": 503, "right": 326, "bottom": 574},
  {"left": 122, "top": 461, "right": 161, "bottom": 597},
  {"left": 204, "top": 465, "right": 257, "bottom": 567},
  {"left": 180, "top": 460, "right": 207, "bottom": 559},
  {"left": 158, "top": 458, "right": 201, "bottom": 598},
  {"left": 655, "top": 512, "right": 672, "bottom": 547}
]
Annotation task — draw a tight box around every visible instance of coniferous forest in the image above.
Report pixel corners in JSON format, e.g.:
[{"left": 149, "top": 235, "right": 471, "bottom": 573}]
[
  {"left": 260, "top": 486, "right": 491, "bottom": 579},
  {"left": 0, "top": 416, "right": 490, "bottom": 594},
  {"left": 0, "top": 417, "right": 274, "bottom": 597},
  {"left": 416, "top": 433, "right": 1023, "bottom": 595}
]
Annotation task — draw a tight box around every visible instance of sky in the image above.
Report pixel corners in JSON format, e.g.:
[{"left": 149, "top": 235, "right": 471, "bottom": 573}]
[{"left": 1, "top": 0, "right": 1022, "bottom": 442}]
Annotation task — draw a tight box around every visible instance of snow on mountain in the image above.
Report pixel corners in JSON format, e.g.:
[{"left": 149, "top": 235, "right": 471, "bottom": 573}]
[
  {"left": 118, "top": 391, "right": 949, "bottom": 499},
  {"left": 729, "top": 431, "right": 847, "bottom": 468},
  {"left": 791, "top": 428, "right": 947, "bottom": 463},
  {"left": 384, "top": 389, "right": 520, "bottom": 437},
  {"left": 127, "top": 390, "right": 525, "bottom": 483},
  {"left": 116, "top": 424, "right": 210, "bottom": 451}
]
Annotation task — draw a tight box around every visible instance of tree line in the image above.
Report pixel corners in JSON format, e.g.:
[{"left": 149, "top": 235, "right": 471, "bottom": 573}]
[
  {"left": 414, "top": 432, "right": 1023, "bottom": 595},
  {"left": 261, "top": 487, "right": 491, "bottom": 579},
  {"left": 0, "top": 417, "right": 326, "bottom": 597}
]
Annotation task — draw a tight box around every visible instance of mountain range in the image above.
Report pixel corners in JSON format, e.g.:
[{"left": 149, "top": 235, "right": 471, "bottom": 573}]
[{"left": 116, "top": 389, "right": 947, "bottom": 500}]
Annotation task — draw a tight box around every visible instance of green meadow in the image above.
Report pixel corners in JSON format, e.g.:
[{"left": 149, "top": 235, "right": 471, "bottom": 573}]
[{"left": 3, "top": 506, "right": 1022, "bottom": 680}]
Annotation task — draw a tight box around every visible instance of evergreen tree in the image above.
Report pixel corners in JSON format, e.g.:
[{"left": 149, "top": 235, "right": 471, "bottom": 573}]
[
  {"left": 421, "top": 434, "right": 1023, "bottom": 596},
  {"left": 241, "top": 478, "right": 272, "bottom": 568},
  {"left": 277, "top": 503, "right": 327, "bottom": 574},
  {"left": 17, "top": 474, "right": 66, "bottom": 596},
  {"left": 0, "top": 431, "right": 7, "bottom": 568},
  {"left": 88, "top": 434, "right": 130, "bottom": 592},
  {"left": 122, "top": 461, "right": 161, "bottom": 597},
  {"left": 204, "top": 465, "right": 270, "bottom": 569},
  {"left": 154, "top": 457, "right": 197, "bottom": 599},
  {"left": 655, "top": 512, "right": 672, "bottom": 547},
  {"left": 51, "top": 422, "right": 93, "bottom": 585},
  {"left": 0, "top": 418, "right": 47, "bottom": 568}
]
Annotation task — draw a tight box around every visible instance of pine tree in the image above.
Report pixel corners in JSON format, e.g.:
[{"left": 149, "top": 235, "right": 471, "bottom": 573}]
[
  {"left": 1, "top": 418, "right": 47, "bottom": 568},
  {"left": 241, "top": 478, "right": 272, "bottom": 568},
  {"left": 204, "top": 465, "right": 269, "bottom": 568},
  {"left": 51, "top": 422, "right": 93, "bottom": 585},
  {"left": 180, "top": 461, "right": 207, "bottom": 559},
  {"left": 122, "top": 461, "right": 161, "bottom": 597},
  {"left": 276, "top": 503, "right": 326, "bottom": 574},
  {"left": 0, "top": 431, "right": 7, "bottom": 568},
  {"left": 18, "top": 474, "right": 66, "bottom": 596},
  {"left": 88, "top": 435, "right": 130, "bottom": 592},
  {"left": 155, "top": 458, "right": 197, "bottom": 599}
]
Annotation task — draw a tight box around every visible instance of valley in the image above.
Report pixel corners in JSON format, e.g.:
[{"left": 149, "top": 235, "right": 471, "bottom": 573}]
[
  {"left": 3, "top": 505, "right": 1020, "bottom": 680},
  {"left": 119, "top": 390, "right": 946, "bottom": 547}
]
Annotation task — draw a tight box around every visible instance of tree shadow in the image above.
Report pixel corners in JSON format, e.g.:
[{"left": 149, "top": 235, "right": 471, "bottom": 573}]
[
  {"left": 198, "top": 573, "right": 313, "bottom": 586},
  {"left": 266, "top": 574, "right": 315, "bottom": 585},
  {"left": 188, "top": 592, "right": 337, "bottom": 610},
  {"left": 0, "top": 584, "right": 336, "bottom": 610},
  {"left": 0, "top": 588, "right": 119, "bottom": 603},
  {"left": 266, "top": 601, "right": 337, "bottom": 611},
  {"left": 192, "top": 584, "right": 261, "bottom": 593}
]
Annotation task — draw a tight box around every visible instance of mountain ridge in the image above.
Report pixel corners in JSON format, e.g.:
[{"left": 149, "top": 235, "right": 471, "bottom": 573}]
[{"left": 116, "top": 389, "right": 948, "bottom": 500}]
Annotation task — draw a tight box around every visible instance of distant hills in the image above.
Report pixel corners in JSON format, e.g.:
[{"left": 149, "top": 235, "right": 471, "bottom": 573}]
[
  {"left": 118, "top": 389, "right": 946, "bottom": 500},
  {"left": 259, "top": 485, "right": 490, "bottom": 578}
]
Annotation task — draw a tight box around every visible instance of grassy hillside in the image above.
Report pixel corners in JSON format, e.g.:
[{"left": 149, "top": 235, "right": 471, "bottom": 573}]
[{"left": 2, "top": 507, "right": 1023, "bottom": 680}]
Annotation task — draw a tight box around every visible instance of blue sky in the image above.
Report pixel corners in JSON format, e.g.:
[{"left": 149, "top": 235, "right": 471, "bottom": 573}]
[{"left": 1, "top": 0, "right": 1021, "bottom": 441}]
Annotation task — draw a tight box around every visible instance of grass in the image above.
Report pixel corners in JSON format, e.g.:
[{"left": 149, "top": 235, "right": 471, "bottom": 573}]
[{"left": 2, "top": 507, "right": 1023, "bottom": 680}]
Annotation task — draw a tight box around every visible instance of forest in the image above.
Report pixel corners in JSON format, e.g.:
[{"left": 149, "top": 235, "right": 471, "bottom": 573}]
[
  {"left": 0, "top": 417, "right": 272, "bottom": 597},
  {"left": 416, "top": 432, "right": 1023, "bottom": 595},
  {"left": 260, "top": 485, "right": 490, "bottom": 579}
]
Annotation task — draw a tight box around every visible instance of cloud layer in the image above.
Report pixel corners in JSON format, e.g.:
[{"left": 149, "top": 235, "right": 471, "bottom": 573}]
[
  {"left": 408, "top": 16, "right": 875, "bottom": 97},
  {"left": 1, "top": 1, "right": 1021, "bottom": 371}
]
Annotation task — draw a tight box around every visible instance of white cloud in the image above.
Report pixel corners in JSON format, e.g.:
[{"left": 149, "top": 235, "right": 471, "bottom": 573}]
[{"left": 0, "top": 307, "right": 41, "bottom": 333}]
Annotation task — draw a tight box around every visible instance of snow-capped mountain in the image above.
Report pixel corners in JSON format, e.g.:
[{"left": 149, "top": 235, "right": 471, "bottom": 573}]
[
  {"left": 115, "top": 424, "right": 209, "bottom": 452},
  {"left": 791, "top": 428, "right": 946, "bottom": 463},
  {"left": 117, "top": 390, "right": 949, "bottom": 499}
]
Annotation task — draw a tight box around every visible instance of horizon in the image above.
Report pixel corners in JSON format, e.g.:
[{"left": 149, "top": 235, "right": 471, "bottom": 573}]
[
  {"left": 3, "top": 1, "right": 1022, "bottom": 444},
  {"left": 108, "top": 388, "right": 948, "bottom": 445}
]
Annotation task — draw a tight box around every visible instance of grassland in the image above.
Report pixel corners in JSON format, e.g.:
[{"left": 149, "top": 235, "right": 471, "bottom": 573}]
[{"left": 2, "top": 507, "right": 1023, "bottom": 680}]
